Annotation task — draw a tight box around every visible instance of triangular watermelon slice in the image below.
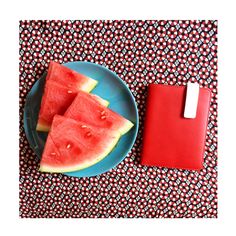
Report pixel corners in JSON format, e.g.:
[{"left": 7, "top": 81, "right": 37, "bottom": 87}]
[
  {"left": 64, "top": 90, "right": 134, "bottom": 135},
  {"left": 39, "top": 115, "right": 121, "bottom": 173},
  {"left": 36, "top": 61, "right": 106, "bottom": 132},
  {"left": 46, "top": 61, "right": 97, "bottom": 92}
]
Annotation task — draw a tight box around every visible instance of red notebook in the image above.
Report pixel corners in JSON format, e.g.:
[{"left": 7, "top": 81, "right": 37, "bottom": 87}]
[{"left": 141, "top": 84, "right": 211, "bottom": 170}]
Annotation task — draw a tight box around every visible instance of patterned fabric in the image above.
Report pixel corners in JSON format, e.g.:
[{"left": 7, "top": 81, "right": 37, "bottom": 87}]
[{"left": 19, "top": 20, "right": 218, "bottom": 218}]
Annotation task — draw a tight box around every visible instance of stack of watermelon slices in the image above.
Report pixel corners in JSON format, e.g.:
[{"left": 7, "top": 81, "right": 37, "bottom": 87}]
[{"left": 37, "top": 61, "right": 134, "bottom": 173}]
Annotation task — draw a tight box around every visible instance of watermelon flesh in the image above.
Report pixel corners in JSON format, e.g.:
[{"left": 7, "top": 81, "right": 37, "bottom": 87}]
[
  {"left": 36, "top": 81, "right": 109, "bottom": 131},
  {"left": 36, "top": 61, "right": 99, "bottom": 132},
  {"left": 64, "top": 90, "right": 134, "bottom": 135},
  {"left": 36, "top": 81, "right": 77, "bottom": 131},
  {"left": 39, "top": 115, "right": 121, "bottom": 173},
  {"left": 46, "top": 61, "right": 97, "bottom": 92}
]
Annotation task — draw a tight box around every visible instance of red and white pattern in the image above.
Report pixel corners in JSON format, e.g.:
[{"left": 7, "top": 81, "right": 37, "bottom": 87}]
[{"left": 19, "top": 20, "right": 218, "bottom": 218}]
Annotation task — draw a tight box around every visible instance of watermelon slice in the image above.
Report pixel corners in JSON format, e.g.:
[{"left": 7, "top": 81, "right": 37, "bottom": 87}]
[
  {"left": 36, "top": 61, "right": 99, "bottom": 131},
  {"left": 39, "top": 115, "right": 121, "bottom": 173},
  {"left": 64, "top": 90, "right": 134, "bottom": 135},
  {"left": 46, "top": 61, "right": 97, "bottom": 92}
]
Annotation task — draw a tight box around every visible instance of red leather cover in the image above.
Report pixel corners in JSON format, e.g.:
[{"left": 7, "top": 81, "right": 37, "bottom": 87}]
[{"left": 141, "top": 84, "right": 211, "bottom": 170}]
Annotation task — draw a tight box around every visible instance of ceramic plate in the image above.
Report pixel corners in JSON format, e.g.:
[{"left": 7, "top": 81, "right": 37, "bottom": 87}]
[{"left": 24, "top": 61, "right": 139, "bottom": 177}]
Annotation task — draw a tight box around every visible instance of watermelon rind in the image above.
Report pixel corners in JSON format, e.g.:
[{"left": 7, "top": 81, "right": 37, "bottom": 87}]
[
  {"left": 92, "top": 94, "right": 110, "bottom": 107},
  {"left": 39, "top": 132, "right": 121, "bottom": 173},
  {"left": 119, "top": 120, "right": 134, "bottom": 135},
  {"left": 81, "top": 78, "right": 98, "bottom": 93},
  {"left": 36, "top": 123, "right": 50, "bottom": 132},
  {"left": 101, "top": 99, "right": 109, "bottom": 107}
]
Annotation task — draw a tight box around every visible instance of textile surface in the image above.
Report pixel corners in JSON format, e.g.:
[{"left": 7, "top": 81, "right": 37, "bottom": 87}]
[{"left": 19, "top": 20, "right": 218, "bottom": 218}]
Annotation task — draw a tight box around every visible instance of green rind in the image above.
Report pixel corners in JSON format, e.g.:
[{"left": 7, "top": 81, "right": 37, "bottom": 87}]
[
  {"left": 119, "top": 120, "right": 134, "bottom": 135},
  {"left": 102, "top": 100, "right": 110, "bottom": 107},
  {"left": 83, "top": 78, "right": 98, "bottom": 92},
  {"left": 39, "top": 132, "right": 121, "bottom": 173},
  {"left": 93, "top": 95, "right": 109, "bottom": 107},
  {"left": 36, "top": 123, "right": 50, "bottom": 132}
]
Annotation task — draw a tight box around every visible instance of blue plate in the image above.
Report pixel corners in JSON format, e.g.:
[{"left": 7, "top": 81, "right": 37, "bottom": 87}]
[{"left": 24, "top": 61, "right": 139, "bottom": 177}]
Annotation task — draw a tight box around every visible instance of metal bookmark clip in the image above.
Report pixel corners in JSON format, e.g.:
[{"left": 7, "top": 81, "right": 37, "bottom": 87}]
[{"left": 184, "top": 82, "right": 200, "bottom": 119}]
